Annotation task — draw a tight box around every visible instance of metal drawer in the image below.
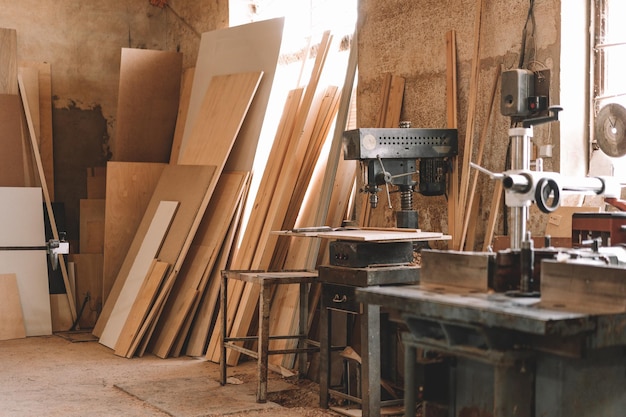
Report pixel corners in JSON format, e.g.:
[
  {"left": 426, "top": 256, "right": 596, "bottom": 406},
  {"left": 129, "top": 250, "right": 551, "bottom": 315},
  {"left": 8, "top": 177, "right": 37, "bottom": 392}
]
[{"left": 323, "top": 283, "right": 359, "bottom": 313}]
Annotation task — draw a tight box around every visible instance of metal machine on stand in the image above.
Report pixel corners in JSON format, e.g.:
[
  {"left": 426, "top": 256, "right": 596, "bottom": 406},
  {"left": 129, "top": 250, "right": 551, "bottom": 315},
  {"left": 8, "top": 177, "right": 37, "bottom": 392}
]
[{"left": 315, "top": 127, "right": 457, "bottom": 416}]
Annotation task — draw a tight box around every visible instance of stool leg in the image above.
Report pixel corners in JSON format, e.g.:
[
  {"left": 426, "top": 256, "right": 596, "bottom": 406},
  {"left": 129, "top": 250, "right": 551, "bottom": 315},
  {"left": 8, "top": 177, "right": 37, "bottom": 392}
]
[
  {"left": 319, "top": 289, "right": 330, "bottom": 409},
  {"left": 298, "top": 282, "right": 308, "bottom": 377},
  {"left": 257, "top": 282, "right": 270, "bottom": 403},
  {"left": 361, "top": 302, "right": 380, "bottom": 417},
  {"left": 220, "top": 273, "right": 228, "bottom": 386}
]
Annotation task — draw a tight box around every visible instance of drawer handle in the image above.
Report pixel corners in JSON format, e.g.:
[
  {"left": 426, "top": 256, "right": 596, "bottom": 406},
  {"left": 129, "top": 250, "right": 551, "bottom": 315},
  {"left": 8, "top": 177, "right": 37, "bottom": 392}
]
[{"left": 332, "top": 294, "right": 347, "bottom": 303}]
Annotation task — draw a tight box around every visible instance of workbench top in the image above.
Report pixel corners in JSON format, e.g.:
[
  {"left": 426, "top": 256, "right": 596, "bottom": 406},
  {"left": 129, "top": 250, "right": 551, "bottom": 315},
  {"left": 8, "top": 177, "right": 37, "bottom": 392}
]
[{"left": 355, "top": 283, "right": 626, "bottom": 340}]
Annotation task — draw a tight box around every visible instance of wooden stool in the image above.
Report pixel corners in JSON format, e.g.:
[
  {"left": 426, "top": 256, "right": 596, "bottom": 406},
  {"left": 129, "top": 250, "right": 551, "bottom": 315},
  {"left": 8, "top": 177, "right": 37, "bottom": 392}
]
[{"left": 220, "top": 270, "right": 318, "bottom": 402}]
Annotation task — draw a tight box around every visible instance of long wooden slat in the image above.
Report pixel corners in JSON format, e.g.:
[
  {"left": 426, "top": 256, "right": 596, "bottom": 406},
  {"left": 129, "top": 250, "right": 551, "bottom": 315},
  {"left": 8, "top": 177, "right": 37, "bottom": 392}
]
[
  {"left": 113, "top": 48, "right": 182, "bottom": 163},
  {"left": 0, "top": 28, "right": 17, "bottom": 94},
  {"left": 482, "top": 180, "right": 503, "bottom": 251},
  {"left": 94, "top": 164, "right": 216, "bottom": 338},
  {"left": 460, "top": 65, "right": 501, "bottom": 250},
  {"left": 149, "top": 171, "right": 249, "bottom": 358},
  {"left": 181, "top": 17, "right": 284, "bottom": 171},
  {"left": 20, "top": 61, "right": 54, "bottom": 200},
  {"left": 102, "top": 162, "right": 166, "bottom": 305},
  {"left": 456, "top": 0, "right": 484, "bottom": 250},
  {"left": 0, "top": 274, "right": 26, "bottom": 341},
  {"left": 98, "top": 201, "right": 179, "bottom": 349},
  {"left": 17, "top": 73, "right": 76, "bottom": 323},
  {"left": 115, "top": 260, "right": 169, "bottom": 357},
  {"left": 446, "top": 30, "right": 460, "bottom": 249}
]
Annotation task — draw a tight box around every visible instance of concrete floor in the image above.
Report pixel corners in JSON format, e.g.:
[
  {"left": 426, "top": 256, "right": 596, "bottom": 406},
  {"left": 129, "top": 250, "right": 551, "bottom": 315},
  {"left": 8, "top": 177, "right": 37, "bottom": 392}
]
[{"left": 0, "top": 334, "right": 339, "bottom": 417}]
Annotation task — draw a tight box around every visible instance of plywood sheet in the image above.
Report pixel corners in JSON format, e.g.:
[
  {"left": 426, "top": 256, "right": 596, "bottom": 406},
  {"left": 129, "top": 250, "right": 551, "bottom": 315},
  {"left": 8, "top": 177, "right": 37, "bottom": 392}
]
[
  {"left": 0, "top": 94, "right": 26, "bottom": 186},
  {"left": 169, "top": 67, "right": 195, "bottom": 164},
  {"left": 102, "top": 162, "right": 166, "bottom": 304},
  {"left": 0, "top": 273, "right": 26, "bottom": 341},
  {"left": 86, "top": 167, "right": 106, "bottom": 199},
  {"left": 49, "top": 293, "right": 74, "bottom": 332},
  {"left": 94, "top": 164, "right": 216, "bottom": 338},
  {"left": 113, "top": 48, "right": 182, "bottom": 162},
  {"left": 80, "top": 199, "right": 105, "bottom": 254},
  {"left": 0, "top": 28, "right": 17, "bottom": 94},
  {"left": 181, "top": 17, "right": 284, "bottom": 171},
  {"left": 178, "top": 72, "right": 263, "bottom": 166},
  {"left": 0, "top": 187, "right": 51, "bottom": 336},
  {"left": 99, "top": 201, "right": 179, "bottom": 349}
]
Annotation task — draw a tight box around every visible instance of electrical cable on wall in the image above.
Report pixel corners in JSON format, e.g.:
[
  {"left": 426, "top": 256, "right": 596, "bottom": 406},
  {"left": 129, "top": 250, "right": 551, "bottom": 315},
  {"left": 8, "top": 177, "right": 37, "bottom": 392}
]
[{"left": 518, "top": 0, "right": 536, "bottom": 69}]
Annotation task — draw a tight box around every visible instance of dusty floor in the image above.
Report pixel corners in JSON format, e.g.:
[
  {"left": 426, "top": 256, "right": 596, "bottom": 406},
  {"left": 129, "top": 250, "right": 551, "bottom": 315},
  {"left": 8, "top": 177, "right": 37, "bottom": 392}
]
[{"left": 0, "top": 334, "right": 341, "bottom": 417}]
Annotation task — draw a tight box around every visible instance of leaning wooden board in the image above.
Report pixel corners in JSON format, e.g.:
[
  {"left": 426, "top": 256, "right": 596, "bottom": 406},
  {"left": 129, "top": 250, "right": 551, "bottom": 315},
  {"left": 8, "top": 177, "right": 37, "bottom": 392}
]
[
  {"left": 0, "top": 28, "right": 17, "bottom": 94},
  {"left": 181, "top": 17, "right": 284, "bottom": 171},
  {"left": 0, "top": 94, "right": 27, "bottom": 187},
  {"left": 113, "top": 48, "right": 182, "bottom": 163}
]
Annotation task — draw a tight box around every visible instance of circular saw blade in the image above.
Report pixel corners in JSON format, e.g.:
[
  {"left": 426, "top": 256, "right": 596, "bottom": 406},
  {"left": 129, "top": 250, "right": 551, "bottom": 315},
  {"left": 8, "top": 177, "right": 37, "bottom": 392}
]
[{"left": 595, "top": 103, "right": 626, "bottom": 157}]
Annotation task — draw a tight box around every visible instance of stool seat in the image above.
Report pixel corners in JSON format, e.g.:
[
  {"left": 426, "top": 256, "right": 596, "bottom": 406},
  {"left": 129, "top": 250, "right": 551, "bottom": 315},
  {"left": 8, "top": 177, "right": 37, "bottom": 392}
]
[{"left": 220, "top": 269, "right": 318, "bottom": 403}]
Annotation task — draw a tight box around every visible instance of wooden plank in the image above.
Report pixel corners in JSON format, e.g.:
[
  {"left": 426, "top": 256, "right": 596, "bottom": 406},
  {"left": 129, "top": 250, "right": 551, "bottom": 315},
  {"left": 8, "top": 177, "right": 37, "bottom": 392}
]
[
  {"left": 169, "top": 67, "right": 195, "bottom": 164},
  {"left": 98, "top": 201, "right": 179, "bottom": 349},
  {"left": 102, "top": 162, "right": 166, "bottom": 306},
  {"left": 95, "top": 164, "right": 216, "bottom": 338},
  {"left": 0, "top": 94, "right": 27, "bottom": 187},
  {"left": 149, "top": 171, "right": 249, "bottom": 358},
  {"left": 80, "top": 199, "right": 105, "bottom": 254},
  {"left": 20, "top": 61, "right": 54, "bottom": 200},
  {"left": 0, "top": 273, "right": 26, "bottom": 341},
  {"left": 0, "top": 28, "right": 17, "bottom": 94},
  {"left": 383, "top": 75, "right": 405, "bottom": 128},
  {"left": 178, "top": 72, "right": 264, "bottom": 165},
  {"left": 0, "top": 187, "right": 52, "bottom": 336},
  {"left": 69, "top": 254, "right": 104, "bottom": 330},
  {"left": 18, "top": 73, "right": 76, "bottom": 322},
  {"left": 446, "top": 30, "right": 459, "bottom": 249},
  {"left": 113, "top": 48, "right": 182, "bottom": 162},
  {"left": 181, "top": 17, "right": 284, "bottom": 171},
  {"left": 115, "top": 260, "right": 169, "bottom": 357},
  {"left": 17, "top": 67, "right": 40, "bottom": 141},
  {"left": 540, "top": 261, "right": 626, "bottom": 314},
  {"left": 421, "top": 249, "right": 492, "bottom": 291}
]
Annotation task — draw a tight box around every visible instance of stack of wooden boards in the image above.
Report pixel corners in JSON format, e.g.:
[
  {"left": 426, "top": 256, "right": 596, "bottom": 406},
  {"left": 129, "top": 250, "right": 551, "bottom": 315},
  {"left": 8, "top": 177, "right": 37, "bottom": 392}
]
[
  {"left": 89, "top": 17, "right": 359, "bottom": 368},
  {"left": 0, "top": 27, "right": 63, "bottom": 340}
]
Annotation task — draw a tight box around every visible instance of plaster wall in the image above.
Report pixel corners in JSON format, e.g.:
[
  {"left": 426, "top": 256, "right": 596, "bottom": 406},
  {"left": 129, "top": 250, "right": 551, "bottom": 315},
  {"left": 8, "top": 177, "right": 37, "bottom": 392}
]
[
  {"left": 0, "top": 0, "right": 227, "bottom": 242},
  {"left": 357, "top": 0, "right": 563, "bottom": 248}
]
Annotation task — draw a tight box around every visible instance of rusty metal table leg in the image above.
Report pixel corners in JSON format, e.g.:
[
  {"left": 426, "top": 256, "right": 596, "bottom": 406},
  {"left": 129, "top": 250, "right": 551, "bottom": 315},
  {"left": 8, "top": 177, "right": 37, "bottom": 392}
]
[
  {"left": 361, "top": 302, "right": 380, "bottom": 417},
  {"left": 298, "top": 282, "right": 308, "bottom": 377},
  {"left": 220, "top": 272, "right": 228, "bottom": 386},
  {"left": 319, "top": 291, "right": 331, "bottom": 409},
  {"left": 257, "top": 280, "right": 270, "bottom": 403}
]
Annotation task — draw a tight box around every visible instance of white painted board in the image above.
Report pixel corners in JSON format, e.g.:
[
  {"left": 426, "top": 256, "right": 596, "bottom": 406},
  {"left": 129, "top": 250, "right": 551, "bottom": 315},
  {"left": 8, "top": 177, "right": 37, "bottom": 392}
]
[{"left": 0, "top": 187, "right": 51, "bottom": 336}]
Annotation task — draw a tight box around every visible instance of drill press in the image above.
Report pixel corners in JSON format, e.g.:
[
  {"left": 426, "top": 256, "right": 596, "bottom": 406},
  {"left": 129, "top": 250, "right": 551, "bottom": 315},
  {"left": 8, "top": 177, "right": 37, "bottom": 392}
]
[{"left": 342, "top": 127, "right": 458, "bottom": 229}]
